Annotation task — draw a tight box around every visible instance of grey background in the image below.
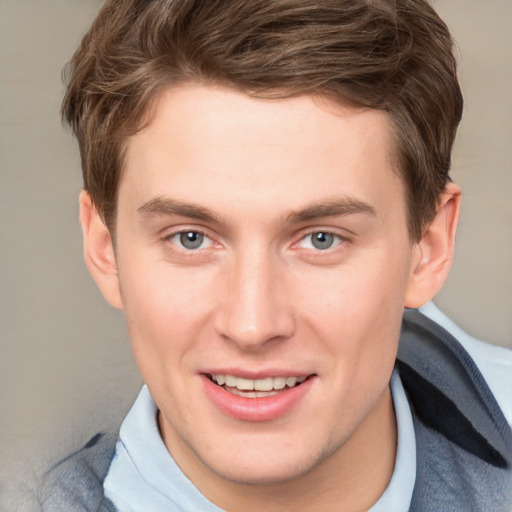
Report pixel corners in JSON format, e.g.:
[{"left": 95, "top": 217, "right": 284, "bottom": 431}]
[{"left": 1, "top": 0, "right": 511, "bottom": 509}]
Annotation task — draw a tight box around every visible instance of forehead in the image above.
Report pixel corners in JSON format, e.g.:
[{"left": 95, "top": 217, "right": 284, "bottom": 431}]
[{"left": 119, "top": 84, "right": 405, "bottom": 225}]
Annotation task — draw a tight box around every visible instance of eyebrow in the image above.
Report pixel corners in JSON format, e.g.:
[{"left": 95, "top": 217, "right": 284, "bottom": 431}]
[
  {"left": 287, "top": 197, "right": 377, "bottom": 223},
  {"left": 137, "top": 195, "right": 376, "bottom": 225},
  {"left": 137, "top": 197, "right": 221, "bottom": 224}
]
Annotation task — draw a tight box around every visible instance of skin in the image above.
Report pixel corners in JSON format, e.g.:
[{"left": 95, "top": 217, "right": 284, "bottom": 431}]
[{"left": 80, "top": 84, "right": 460, "bottom": 511}]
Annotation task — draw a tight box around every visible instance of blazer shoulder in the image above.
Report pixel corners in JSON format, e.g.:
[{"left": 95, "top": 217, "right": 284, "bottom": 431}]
[{"left": 39, "top": 432, "right": 118, "bottom": 512}]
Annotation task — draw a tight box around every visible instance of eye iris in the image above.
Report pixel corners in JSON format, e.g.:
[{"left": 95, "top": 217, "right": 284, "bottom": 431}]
[
  {"left": 179, "top": 231, "right": 203, "bottom": 249},
  {"left": 311, "top": 232, "right": 334, "bottom": 250}
]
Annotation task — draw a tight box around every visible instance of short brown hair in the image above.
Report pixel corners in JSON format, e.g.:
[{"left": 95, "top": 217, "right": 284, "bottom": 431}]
[{"left": 62, "top": 0, "right": 463, "bottom": 241}]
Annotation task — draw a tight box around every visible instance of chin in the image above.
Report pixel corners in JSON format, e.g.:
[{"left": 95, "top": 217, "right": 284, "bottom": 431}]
[
  {"left": 196, "top": 438, "right": 335, "bottom": 487},
  {"left": 212, "top": 461, "right": 315, "bottom": 486}
]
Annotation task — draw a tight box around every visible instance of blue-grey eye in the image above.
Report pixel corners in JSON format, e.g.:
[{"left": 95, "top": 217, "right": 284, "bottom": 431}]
[
  {"left": 310, "top": 232, "right": 335, "bottom": 250},
  {"left": 178, "top": 231, "right": 204, "bottom": 249},
  {"left": 298, "top": 231, "right": 341, "bottom": 251}
]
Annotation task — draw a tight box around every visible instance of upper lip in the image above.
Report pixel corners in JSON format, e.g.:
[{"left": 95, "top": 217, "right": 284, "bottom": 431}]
[{"left": 201, "top": 368, "right": 314, "bottom": 379}]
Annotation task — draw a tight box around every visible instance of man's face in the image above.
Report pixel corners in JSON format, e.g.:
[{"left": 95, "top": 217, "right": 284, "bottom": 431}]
[{"left": 114, "top": 85, "right": 416, "bottom": 486}]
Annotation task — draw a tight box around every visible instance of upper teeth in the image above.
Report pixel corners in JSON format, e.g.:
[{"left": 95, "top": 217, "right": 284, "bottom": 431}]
[{"left": 211, "top": 374, "right": 307, "bottom": 391}]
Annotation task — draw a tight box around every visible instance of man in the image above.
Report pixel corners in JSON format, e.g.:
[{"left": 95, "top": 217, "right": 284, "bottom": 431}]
[{"left": 40, "top": 0, "right": 512, "bottom": 510}]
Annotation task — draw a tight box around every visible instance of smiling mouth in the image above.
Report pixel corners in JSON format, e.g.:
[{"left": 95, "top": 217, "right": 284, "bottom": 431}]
[{"left": 206, "top": 374, "right": 310, "bottom": 398}]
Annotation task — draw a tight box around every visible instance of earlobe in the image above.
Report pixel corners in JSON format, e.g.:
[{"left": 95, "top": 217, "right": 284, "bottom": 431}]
[
  {"left": 404, "top": 182, "right": 461, "bottom": 308},
  {"left": 79, "top": 191, "right": 123, "bottom": 310}
]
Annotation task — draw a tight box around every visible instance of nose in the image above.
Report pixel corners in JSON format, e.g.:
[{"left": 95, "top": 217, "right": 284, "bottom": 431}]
[{"left": 213, "top": 249, "right": 296, "bottom": 350}]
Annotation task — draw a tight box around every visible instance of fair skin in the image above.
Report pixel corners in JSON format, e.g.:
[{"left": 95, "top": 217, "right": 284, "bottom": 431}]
[{"left": 80, "top": 84, "right": 460, "bottom": 511}]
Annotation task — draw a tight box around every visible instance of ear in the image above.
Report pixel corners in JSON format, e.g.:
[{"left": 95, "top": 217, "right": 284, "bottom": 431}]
[
  {"left": 405, "top": 182, "right": 461, "bottom": 308},
  {"left": 79, "top": 191, "right": 123, "bottom": 309}
]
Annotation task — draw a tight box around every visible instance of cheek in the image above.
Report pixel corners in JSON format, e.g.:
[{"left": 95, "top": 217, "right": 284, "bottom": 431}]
[
  {"left": 118, "top": 262, "right": 216, "bottom": 362},
  {"left": 299, "top": 248, "right": 411, "bottom": 380},
  {"left": 302, "top": 248, "right": 410, "bottom": 326}
]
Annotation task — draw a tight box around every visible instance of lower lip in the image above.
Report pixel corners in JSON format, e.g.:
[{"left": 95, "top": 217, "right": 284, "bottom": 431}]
[{"left": 202, "top": 375, "right": 315, "bottom": 422}]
